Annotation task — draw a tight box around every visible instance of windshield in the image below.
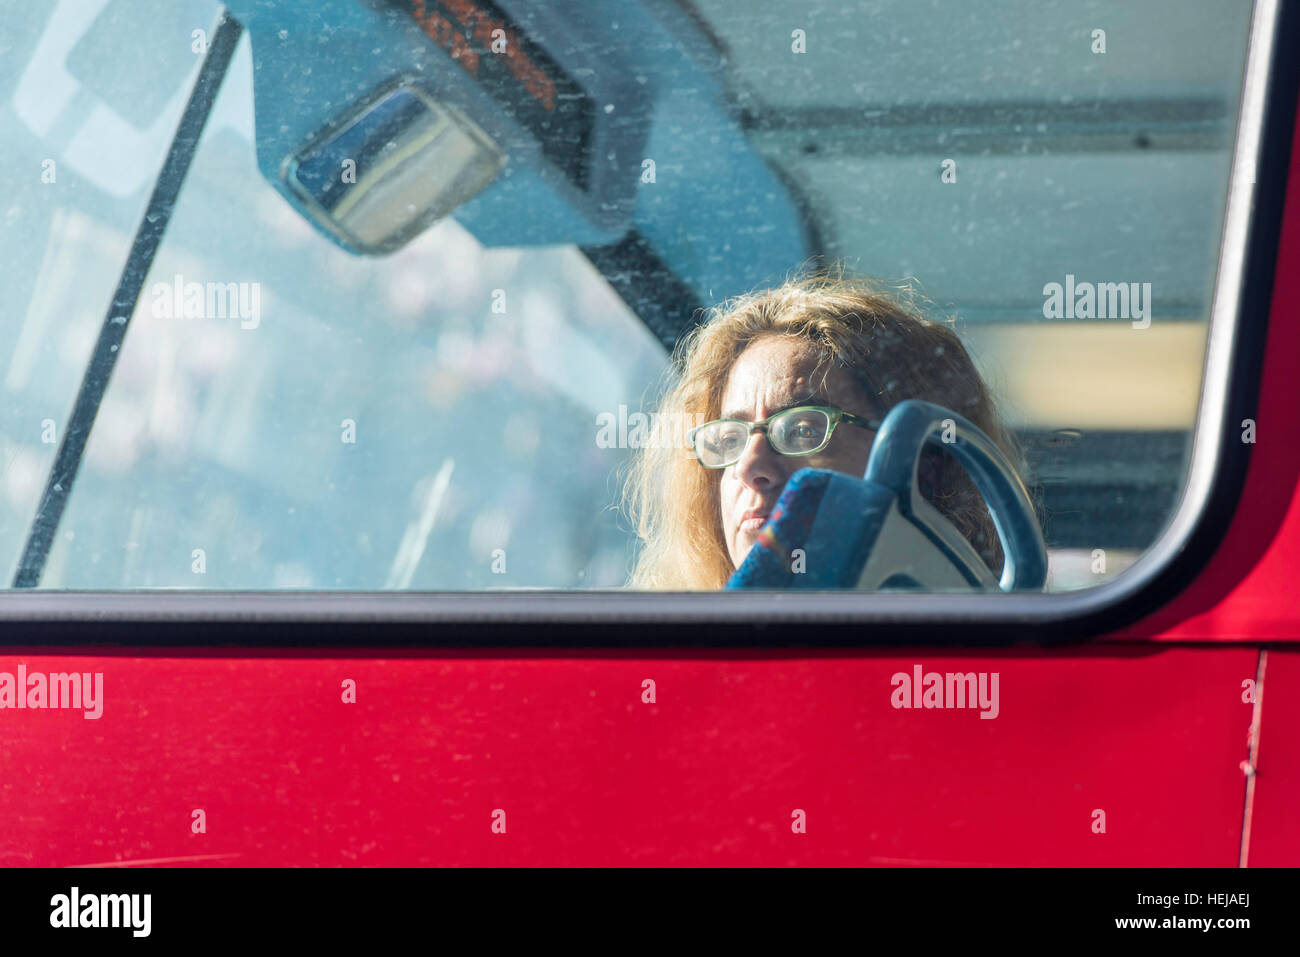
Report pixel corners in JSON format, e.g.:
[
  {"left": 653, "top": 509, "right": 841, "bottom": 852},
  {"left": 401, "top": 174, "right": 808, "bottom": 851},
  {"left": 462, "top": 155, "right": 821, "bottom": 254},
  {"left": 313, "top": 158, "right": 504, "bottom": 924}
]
[{"left": 0, "top": 0, "right": 1258, "bottom": 594}]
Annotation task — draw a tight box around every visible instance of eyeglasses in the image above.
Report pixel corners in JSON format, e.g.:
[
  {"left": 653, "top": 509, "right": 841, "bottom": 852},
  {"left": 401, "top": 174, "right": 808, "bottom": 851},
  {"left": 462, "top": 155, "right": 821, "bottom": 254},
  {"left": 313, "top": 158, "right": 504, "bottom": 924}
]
[{"left": 687, "top": 405, "right": 881, "bottom": 469}]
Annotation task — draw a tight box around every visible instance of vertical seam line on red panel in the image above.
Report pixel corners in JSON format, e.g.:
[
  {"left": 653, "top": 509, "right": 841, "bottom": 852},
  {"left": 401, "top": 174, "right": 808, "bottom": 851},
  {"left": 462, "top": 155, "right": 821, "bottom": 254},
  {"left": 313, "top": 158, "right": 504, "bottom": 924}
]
[{"left": 1238, "top": 648, "right": 1266, "bottom": 867}]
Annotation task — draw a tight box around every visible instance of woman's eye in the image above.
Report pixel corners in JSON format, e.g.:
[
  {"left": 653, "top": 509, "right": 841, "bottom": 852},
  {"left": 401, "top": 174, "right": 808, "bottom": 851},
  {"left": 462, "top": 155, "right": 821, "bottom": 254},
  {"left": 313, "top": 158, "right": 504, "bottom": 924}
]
[{"left": 788, "top": 422, "right": 818, "bottom": 440}]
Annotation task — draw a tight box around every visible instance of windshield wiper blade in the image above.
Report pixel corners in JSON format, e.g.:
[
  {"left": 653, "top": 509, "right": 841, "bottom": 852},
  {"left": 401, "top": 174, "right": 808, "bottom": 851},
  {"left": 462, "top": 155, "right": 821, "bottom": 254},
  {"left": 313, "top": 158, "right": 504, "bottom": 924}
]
[{"left": 11, "top": 11, "right": 243, "bottom": 589}]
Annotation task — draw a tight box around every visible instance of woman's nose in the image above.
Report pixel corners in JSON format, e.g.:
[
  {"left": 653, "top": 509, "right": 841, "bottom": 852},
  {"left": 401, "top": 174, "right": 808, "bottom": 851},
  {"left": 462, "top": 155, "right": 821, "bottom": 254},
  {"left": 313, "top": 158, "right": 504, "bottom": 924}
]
[{"left": 733, "top": 429, "right": 786, "bottom": 490}]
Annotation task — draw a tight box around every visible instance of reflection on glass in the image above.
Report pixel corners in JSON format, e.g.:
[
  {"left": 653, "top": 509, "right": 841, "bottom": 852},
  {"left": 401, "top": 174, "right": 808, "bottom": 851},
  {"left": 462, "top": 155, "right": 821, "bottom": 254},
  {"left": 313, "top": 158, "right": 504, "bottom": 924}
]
[{"left": 0, "top": 0, "right": 1258, "bottom": 593}]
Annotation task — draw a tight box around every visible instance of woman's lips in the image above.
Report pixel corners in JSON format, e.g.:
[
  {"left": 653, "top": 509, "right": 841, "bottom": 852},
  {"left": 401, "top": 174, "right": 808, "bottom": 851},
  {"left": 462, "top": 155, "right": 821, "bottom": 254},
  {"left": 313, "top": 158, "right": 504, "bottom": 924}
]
[{"left": 739, "top": 514, "right": 769, "bottom": 532}]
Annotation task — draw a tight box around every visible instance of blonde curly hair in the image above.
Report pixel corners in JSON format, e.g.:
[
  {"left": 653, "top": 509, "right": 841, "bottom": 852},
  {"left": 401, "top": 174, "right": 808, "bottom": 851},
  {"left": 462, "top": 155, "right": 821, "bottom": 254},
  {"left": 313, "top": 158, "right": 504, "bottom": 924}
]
[{"left": 621, "top": 271, "right": 1026, "bottom": 590}]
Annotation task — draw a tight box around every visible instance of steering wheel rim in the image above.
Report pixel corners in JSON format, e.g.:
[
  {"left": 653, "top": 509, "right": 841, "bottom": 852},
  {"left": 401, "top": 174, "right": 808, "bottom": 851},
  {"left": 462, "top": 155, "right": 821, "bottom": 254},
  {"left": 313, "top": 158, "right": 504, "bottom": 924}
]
[{"left": 863, "top": 400, "right": 1047, "bottom": 591}]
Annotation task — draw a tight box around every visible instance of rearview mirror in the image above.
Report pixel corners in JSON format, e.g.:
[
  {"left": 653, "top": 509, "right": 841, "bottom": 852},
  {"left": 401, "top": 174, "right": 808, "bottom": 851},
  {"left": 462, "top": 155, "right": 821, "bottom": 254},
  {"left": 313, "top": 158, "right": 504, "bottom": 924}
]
[
  {"left": 229, "top": 0, "right": 654, "bottom": 255},
  {"left": 282, "top": 80, "right": 506, "bottom": 255}
]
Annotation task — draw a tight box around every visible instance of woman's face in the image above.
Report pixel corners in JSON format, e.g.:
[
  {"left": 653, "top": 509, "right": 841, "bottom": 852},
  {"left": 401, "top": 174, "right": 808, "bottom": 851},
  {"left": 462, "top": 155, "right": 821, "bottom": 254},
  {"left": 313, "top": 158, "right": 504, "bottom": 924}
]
[{"left": 718, "top": 335, "right": 878, "bottom": 569}]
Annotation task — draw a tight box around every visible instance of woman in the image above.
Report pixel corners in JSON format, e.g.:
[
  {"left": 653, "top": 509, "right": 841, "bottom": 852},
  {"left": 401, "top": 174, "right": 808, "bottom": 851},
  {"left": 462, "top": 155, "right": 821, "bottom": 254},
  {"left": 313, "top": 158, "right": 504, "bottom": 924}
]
[{"left": 622, "top": 271, "right": 1026, "bottom": 590}]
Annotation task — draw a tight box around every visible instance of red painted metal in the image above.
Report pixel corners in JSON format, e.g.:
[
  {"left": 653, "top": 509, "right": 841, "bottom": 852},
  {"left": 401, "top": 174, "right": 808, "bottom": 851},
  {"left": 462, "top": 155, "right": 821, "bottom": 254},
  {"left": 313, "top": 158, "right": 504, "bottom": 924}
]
[{"left": 0, "top": 648, "right": 1259, "bottom": 866}]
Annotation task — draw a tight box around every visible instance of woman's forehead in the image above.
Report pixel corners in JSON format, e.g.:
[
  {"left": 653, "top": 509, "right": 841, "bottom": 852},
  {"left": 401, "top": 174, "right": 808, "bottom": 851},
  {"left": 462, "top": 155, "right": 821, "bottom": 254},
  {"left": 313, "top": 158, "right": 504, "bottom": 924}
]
[{"left": 720, "top": 336, "right": 857, "bottom": 410}]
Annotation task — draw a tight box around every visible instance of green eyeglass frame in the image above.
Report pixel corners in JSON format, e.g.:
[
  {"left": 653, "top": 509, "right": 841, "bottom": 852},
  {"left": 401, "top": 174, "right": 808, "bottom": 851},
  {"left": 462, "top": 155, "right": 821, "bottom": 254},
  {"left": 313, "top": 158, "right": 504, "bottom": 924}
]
[{"left": 687, "top": 405, "right": 881, "bottom": 469}]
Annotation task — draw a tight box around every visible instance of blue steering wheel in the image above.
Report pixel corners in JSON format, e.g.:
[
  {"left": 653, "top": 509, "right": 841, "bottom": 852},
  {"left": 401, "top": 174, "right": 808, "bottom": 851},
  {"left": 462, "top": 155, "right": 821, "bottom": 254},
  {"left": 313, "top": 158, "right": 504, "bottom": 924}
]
[{"left": 725, "top": 400, "right": 1048, "bottom": 592}]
